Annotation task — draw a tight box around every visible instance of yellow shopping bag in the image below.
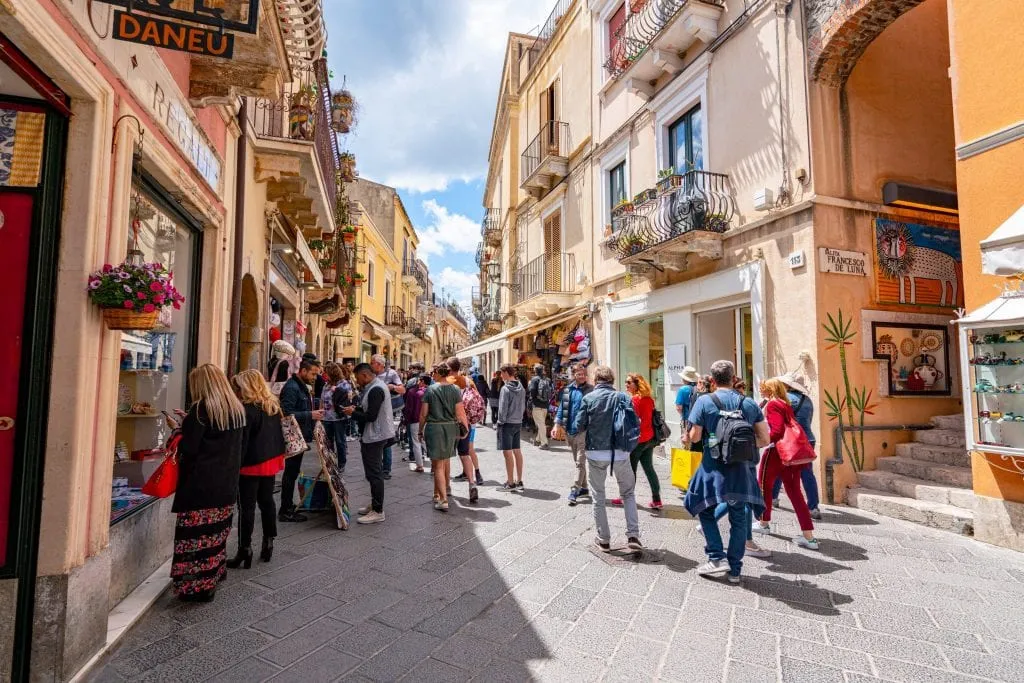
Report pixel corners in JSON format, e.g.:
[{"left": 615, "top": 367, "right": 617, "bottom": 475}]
[{"left": 670, "top": 448, "right": 701, "bottom": 490}]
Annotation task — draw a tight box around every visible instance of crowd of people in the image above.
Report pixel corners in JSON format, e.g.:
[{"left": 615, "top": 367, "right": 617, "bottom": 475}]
[{"left": 164, "top": 348, "right": 820, "bottom": 602}]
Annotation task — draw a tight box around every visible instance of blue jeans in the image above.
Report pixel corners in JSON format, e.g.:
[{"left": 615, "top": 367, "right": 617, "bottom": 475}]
[
  {"left": 335, "top": 421, "right": 348, "bottom": 470},
  {"left": 714, "top": 502, "right": 753, "bottom": 542},
  {"left": 383, "top": 447, "right": 392, "bottom": 475},
  {"left": 771, "top": 463, "right": 819, "bottom": 510},
  {"left": 699, "top": 502, "right": 748, "bottom": 577}
]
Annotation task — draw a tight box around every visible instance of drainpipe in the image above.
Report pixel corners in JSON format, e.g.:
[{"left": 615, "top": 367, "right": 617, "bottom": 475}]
[
  {"left": 228, "top": 97, "right": 248, "bottom": 374},
  {"left": 826, "top": 423, "right": 934, "bottom": 504}
]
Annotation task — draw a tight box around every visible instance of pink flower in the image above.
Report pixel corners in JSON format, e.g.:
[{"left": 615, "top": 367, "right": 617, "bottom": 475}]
[
  {"left": 173, "top": 301, "right": 182, "bottom": 310},
  {"left": 88, "top": 279, "right": 101, "bottom": 290},
  {"left": 153, "top": 294, "right": 166, "bottom": 304},
  {"left": 142, "top": 303, "right": 155, "bottom": 313},
  {"left": 103, "top": 264, "right": 113, "bottom": 273},
  {"left": 136, "top": 292, "right": 147, "bottom": 300},
  {"left": 150, "top": 281, "right": 164, "bottom": 292},
  {"left": 123, "top": 300, "right": 134, "bottom": 309}
]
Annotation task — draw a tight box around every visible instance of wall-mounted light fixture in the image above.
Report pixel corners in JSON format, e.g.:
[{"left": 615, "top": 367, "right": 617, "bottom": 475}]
[{"left": 882, "top": 182, "right": 958, "bottom": 215}]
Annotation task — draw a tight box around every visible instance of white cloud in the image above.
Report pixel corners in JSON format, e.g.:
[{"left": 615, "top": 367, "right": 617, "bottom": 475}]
[
  {"left": 416, "top": 199, "right": 479, "bottom": 265},
  {"left": 325, "top": 0, "right": 554, "bottom": 193},
  {"left": 435, "top": 266, "right": 479, "bottom": 327}
]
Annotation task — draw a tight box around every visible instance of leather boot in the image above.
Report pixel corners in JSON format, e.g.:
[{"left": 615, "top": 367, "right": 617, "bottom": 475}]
[
  {"left": 226, "top": 546, "right": 252, "bottom": 569},
  {"left": 260, "top": 537, "right": 274, "bottom": 563}
]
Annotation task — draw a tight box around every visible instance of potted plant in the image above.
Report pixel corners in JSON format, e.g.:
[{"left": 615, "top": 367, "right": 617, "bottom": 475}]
[
  {"left": 350, "top": 272, "right": 366, "bottom": 287},
  {"left": 87, "top": 260, "right": 184, "bottom": 330},
  {"left": 330, "top": 89, "right": 355, "bottom": 134},
  {"left": 657, "top": 167, "right": 684, "bottom": 194},
  {"left": 308, "top": 238, "right": 326, "bottom": 252},
  {"left": 611, "top": 198, "right": 633, "bottom": 218},
  {"left": 630, "top": 0, "right": 649, "bottom": 12},
  {"left": 340, "top": 225, "right": 359, "bottom": 243},
  {"left": 633, "top": 188, "right": 657, "bottom": 206},
  {"left": 289, "top": 86, "right": 316, "bottom": 141},
  {"left": 339, "top": 152, "right": 357, "bottom": 183},
  {"left": 623, "top": 234, "right": 645, "bottom": 256}
]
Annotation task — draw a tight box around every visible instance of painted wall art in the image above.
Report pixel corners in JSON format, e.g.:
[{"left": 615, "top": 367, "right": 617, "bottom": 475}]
[{"left": 874, "top": 218, "right": 963, "bottom": 309}]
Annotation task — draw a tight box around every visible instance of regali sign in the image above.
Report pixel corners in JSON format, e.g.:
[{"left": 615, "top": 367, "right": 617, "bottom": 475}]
[{"left": 819, "top": 247, "right": 868, "bottom": 276}]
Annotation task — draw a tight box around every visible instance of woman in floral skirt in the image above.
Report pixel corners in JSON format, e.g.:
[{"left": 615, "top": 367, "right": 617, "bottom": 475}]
[{"left": 171, "top": 364, "right": 247, "bottom": 602}]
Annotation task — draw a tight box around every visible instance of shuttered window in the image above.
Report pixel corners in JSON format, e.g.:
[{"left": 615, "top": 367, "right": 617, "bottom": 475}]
[
  {"left": 543, "top": 210, "right": 562, "bottom": 291},
  {"left": 609, "top": 3, "right": 626, "bottom": 59}
]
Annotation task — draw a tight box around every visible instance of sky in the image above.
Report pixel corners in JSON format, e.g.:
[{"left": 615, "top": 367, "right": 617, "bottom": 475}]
[{"left": 322, "top": 0, "right": 554, "bottom": 322}]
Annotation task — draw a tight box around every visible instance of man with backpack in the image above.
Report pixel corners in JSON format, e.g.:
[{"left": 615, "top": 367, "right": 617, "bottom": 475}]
[
  {"left": 685, "top": 360, "right": 769, "bottom": 583},
  {"left": 528, "top": 364, "right": 553, "bottom": 449},
  {"left": 573, "top": 366, "right": 643, "bottom": 552}
]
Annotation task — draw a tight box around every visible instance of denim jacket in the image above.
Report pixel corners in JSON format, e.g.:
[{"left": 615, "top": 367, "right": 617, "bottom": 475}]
[{"left": 574, "top": 383, "right": 629, "bottom": 455}]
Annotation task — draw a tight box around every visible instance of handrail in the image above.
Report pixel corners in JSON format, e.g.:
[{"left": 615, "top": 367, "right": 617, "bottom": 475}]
[
  {"left": 481, "top": 208, "right": 502, "bottom": 242},
  {"left": 827, "top": 424, "right": 934, "bottom": 504},
  {"left": 511, "top": 252, "right": 577, "bottom": 306},
  {"left": 604, "top": 0, "right": 725, "bottom": 79},
  {"left": 521, "top": 120, "right": 569, "bottom": 185},
  {"left": 525, "top": 0, "right": 573, "bottom": 80},
  {"left": 384, "top": 305, "right": 406, "bottom": 329}
]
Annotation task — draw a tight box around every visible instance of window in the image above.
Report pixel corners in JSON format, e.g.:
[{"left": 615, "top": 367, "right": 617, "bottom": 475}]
[
  {"left": 367, "top": 260, "right": 376, "bottom": 298},
  {"left": 667, "top": 105, "right": 703, "bottom": 173},
  {"left": 608, "top": 3, "right": 626, "bottom": 63},
  {"left": 608, "top": 161, "right": 626, "bottom": 214}
]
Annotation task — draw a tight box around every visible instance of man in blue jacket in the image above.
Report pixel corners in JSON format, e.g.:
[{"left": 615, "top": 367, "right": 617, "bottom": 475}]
[
  {"left": 278, "top": 359, "right": 324, "bottom": 522},
  {"left": 554, "top": 364, "right": 593, "bottom": 506}
]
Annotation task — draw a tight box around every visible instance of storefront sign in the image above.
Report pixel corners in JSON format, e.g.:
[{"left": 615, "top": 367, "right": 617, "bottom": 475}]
[
  {"left": 819, "top": 247, "right": 867, "bottom": 276},
  {"left": 112, "top": 11, "right": 234, "bottom": 58},
  {"left": 665, "top": 343, "right": 688, "bottom": 385},
  {"left": 97, "top": 0, "right": 260, "bottom": 34},
  {"left": 151, "top": 83, "right": 221, "bottom": 190}
]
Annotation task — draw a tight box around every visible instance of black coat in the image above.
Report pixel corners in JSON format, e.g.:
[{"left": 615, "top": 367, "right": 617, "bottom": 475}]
[
  {"left": 172, "top": 402, "right": 244, "bottom": 513},
  {"left": 279, "top": 374, "right": 314, "bottom": 441},
  {"left": 240, "top": 403, "right": 286, "bottom": 468}
]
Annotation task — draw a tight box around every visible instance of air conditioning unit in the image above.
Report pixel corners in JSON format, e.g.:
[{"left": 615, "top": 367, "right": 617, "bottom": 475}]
[{"left": 753, "top": 188, "right": 774, "bottom": 211}]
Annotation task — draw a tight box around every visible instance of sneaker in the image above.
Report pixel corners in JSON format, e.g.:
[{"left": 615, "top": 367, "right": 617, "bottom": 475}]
[
  {"left": 578, "top": 487, "right": 590, "bottom": 497},
  {"left": 648, "top": 500, "right": 663, "bottom": 510},
  {"left": 697, "top": 559, "right": 730, "bottom": 576},
  {"left": 475, "top": 470, "right": 484, "bottom": 486},
  {"left": 469, "top": 487, "right": 479, "bottom": 504},
  {"left": 810, "top": 508, "right": 823, "bottom": 520},
  {"left": 357, "top": 511, "right": 385, "bottom": 524},
  {"left": 382, "top": 472, "right": 392, "bottom": 480},
  {"left": 728, "top": 574, "right": 741, "bottom": 584},
  {"left": 515, "top": 481, "right": 525, "bottom": 493},
  {"left": 627, "top": 537, "right": 643, "bottom": 550},
  {"left": 594, "top": 537, "right": 611, "bottom": 552},
  {"left": 752, "top": 522, "right": 771, "bottom": 535},
  {"left": 434, "top": 500, "right": 449, "bottom": 511},
  {"left": 278, "top": 510, "right": 308, "bottom": 523},
  {"left": 567, "top": 488, "right": 579, "bottom": 506},
  {"left": 453, "top": 472, "right": 468, "bottom": 482},
  {"left": 609, "top": 498, "right": 623, "bottom": 506},
  {"left": 794, "top": 536, "right": 820, "bottom": 551},
  {"left": 357, "top": 505, "right": 372, "bottom": 515},
  {"left": 500, "top": 482, "right": 515, "bottom": 492},
  {"left": 745, "top": 542, "right": 772, "bottom": 558}
]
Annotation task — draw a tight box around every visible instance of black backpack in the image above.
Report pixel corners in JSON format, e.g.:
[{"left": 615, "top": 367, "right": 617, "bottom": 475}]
[
  {"left": 709, "top": 394, "right": 758, "bottom": 465},
  {"left": 536, "top": 378, "right": 553, "bottom": 402}
]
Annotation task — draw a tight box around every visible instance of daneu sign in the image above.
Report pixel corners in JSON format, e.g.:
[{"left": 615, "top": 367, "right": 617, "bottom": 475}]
[
  {"left": 113, "top": 11, "right": 234, "bottom": 57},
  {"left": 98, "top": 0, "right": 260, "bottom": 34}
]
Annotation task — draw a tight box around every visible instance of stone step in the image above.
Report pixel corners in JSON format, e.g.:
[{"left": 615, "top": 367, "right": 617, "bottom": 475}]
[
  {"left": 846, "top": 487, "right": 974, "bottom": 536},
  {"left": 894, "top": 441, "right": 971, "bottom": 468},
  {"left": 876, "top": 456, "right": 974, "bottom": 488},
  {"left": 856, "top": 469, "right": 979, "bottom": 509},
  {"left": 930, "top": 414, "right": 964, "bottom": 431},
  {"left": 914, "top": 428, "right": 967, "bottom": 449}
]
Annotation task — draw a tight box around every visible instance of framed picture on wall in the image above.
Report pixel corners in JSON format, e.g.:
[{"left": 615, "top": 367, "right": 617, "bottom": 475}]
[
  {"left": 874, "top": 218, "right": 963, "bottom": 309},
  {"left": 871, "top": 322, "right": 951, "bottom": 396}
]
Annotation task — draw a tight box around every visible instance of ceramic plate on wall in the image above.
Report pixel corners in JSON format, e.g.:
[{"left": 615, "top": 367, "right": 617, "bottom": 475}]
[{"left": 900, "top": 338, "right": 917, "bottom": 357}]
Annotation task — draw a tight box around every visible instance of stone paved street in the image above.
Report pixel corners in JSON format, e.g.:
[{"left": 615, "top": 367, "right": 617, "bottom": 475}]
[{"left": 88, "top": 426, "right": 1024, "bottom": 682}]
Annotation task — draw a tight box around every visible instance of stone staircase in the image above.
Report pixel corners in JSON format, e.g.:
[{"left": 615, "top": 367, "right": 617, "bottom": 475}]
[{"left": 845, "top": 415, "right": 977, "bottom": 535}]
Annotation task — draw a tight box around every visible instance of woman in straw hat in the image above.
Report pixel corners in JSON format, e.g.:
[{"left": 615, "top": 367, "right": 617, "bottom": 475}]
[{"left": 767, "top": 372, "right": 821, "bottom": 519}]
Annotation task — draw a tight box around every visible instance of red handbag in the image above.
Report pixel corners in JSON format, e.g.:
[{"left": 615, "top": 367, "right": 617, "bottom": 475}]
[
  {"left": 772, "top": 400, "right": 816, "bottom": 466},
  {"left": 142, "top": 432, "right": 181, "bottom": 498}
]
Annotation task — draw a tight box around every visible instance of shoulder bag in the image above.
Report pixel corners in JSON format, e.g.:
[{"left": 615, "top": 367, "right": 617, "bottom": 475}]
[
  {"left": 772, "top": 399, "right": 816, "bottom": 466},
  {"left": 282, "top": 414, "right": 307, "bottom": 457}
]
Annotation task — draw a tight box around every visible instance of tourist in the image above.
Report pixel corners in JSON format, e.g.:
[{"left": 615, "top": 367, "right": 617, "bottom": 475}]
[
  {"left": 371, "top": 354, "right": 405, "bottom": 480},
  {"left": 402, "top": 362, "right": 424, "bottom": 461},
  {"left": 771, "top": 372, "right": 821, "bottom": 519},
  {"left": 448, "top": 358, "right": 484, "bottom": 486},
  {"left": 342, "top": 363, "right": 395, "bottom": 524},
  {"left": 685, "top": 360, "right": 769, "bottom": 583},
  {"left": 528, "top": 363, "right": 553, "bottom": 449},
  {"left": 278, "top": 358, "right": 324, "bottom": 523},
  {"left": 229, "top": 369, "right": 286, "bottom": 569},
  {"left": 301, "top": 352, "right": 326, "bottom": 398},
  {"left": 171, "top": 364, "right": 247, "bottom": 602},
  {"left": 754, "top": 377, "right": 820, "bottom": 549},
  {"left": 553, "top": 364, "right": 593, "bottom": 506},
  {"left": 674, "top": 366, "right": 700, "bottom": 420},
  {"left": 321, "top": 363, "right": 349, "bottom": 471},
  {"left": 420, "top": 363, "right": 468, "bottom": 510},
  {"left": 619, "top": 373, "right": 662, "bottom": 510},
  {"left": 403, "top": 373, "right": 429, "bottom": 472},
  {"left": 496, "top": 363, "right": 526, "bottom": 492},
  {"left": 488, "top": 371, "right": 502, "bottom": 427},
  {"left": 473, "top": 370, "right": 490, "bottom": 425},
  {"left": 339, "top": 362, "right": 359, "bottom": 441},
  {"left": 573, "top": 366, "right": 643, "bottom": 552}
]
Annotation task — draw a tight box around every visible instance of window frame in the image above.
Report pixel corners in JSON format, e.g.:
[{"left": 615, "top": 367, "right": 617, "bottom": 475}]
[
  {"left": 608, "top": 161, "right": 627, "bottom": 215},
  {"left": 667, "top": 104, "right": 703, "bottom": 174},
  {"left": 367, "top": 256, "right": 376, "bottom": 298},
  {"left": 598, "top": 137, "right": 630, "bottom": 231},
  {"left": 651, "top": 56, "right": 709, "bottom": 176}
]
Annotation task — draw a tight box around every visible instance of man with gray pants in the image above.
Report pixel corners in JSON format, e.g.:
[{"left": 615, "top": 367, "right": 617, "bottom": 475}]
[
  {"left": 573, "top": 366, "right": 643, "bottom": 551},
  {"left": 554, "top": 364, "right": 593, "bottom": 506}
]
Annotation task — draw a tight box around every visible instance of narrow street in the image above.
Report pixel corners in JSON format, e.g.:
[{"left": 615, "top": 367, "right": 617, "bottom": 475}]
[{"left": 91, "top": 428, "right": 1024, "bottom": 683}]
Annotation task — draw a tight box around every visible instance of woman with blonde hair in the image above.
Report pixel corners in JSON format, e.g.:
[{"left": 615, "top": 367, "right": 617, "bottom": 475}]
[
  {"left": 171, "top": 364, "right": 247, "bottom": 601},
  {"left": 228, "top": 369, "right": 287, "bottom": 568},
  {"left": 754, "top": 378, "right": 819, "bottom": 550},
  {"left": 614, "top": 373, "right": 662, "bottom": 509}
]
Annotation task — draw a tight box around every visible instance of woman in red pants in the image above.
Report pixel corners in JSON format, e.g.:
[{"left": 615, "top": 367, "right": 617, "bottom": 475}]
[{"left": 753, "top": 378, "right": 820, "bottom": 550}]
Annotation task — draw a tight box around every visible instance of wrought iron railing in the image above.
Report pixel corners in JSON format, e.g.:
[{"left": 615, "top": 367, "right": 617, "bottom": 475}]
[
  {"left": 384, "top": 305, "right": 406, "bottom": 329},
  {"left": 511, "top": 252, "right": 577, "bottom": 306},
  {"left": 604, "top": 0, "right": 724, "bottom": 79},
  {"left": 521, "top": 120, "right": 569, "bottom": 185},
  {"left": 402, "top": 258, "right": 426, "bottom": 290},
  {"left": 481, "top": 208, "right": 502, "bottom": 246},
  {"left": 611, "top": 170, "right": 735, "bottom": 260},
  {"left": 525, "top": 0, "right": 574, "bottom": 80}
]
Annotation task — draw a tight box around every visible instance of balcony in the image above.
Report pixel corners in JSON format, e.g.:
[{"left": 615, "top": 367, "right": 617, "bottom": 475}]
[
  {"left": 402, "top": 258, "right": 426, "bottom": 295},
  {"left": 250, "top": 59, "right": 339, "bottom": 238},
  {"left": 521, "top": 121, "right": 569, "bottom": 198},
  {"left": 603, "top": 0, "right": 724, "bottom": 98},
  {"left": 401, "top": 315, "right": 425, "bottom": 342},
  {"left": 522, "top": 0, "right": 574, "bottom": 83},
  {"left": 384, "top": 305, "right": 407, "bottom": 332},
  {"left": 611, "top": 170, "right": 736, "bottom": 268},
  {"left": 511, "top": 252, "right": 578, "bottom": 320},
  {"left": 481, "top": 209, "right": 503, "bottom": 248}
]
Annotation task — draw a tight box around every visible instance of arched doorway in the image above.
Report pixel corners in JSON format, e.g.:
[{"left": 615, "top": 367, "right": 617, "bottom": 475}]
[{"left": 238, "top": 274, "right": 261, "bottom": 371}]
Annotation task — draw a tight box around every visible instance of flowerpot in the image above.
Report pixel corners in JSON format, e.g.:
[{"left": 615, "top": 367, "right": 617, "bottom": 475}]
[
  {"left": 103, "top": 308, "right": 159, "bottom": 331},
  {"left": 630, "top": 0, "right": 648, "bottom": 12},
  {"left": 342, "top": 232, "right": 356, "bottom": 244}
]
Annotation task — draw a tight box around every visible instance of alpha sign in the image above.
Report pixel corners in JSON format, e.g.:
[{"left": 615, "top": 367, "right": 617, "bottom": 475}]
[
  {"left": 819, "top": 247, "right": 868, "bottom": 276},
  {"left": 97, "top": 0, "right": 260, "bottom": 34},
  {"left": 112, "top": 11, "right": 234, "bottom": 58}
]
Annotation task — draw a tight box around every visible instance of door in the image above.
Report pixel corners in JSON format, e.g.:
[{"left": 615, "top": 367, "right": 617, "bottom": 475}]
[
  {"left": 696, "top": 308, "right": 737, "bottom": 381},
  {"left": 543, "top": 210, "right": 562, "bottom": 291},
  {"left": 0, "top": 192, "right": 34, "bottom": 566}
]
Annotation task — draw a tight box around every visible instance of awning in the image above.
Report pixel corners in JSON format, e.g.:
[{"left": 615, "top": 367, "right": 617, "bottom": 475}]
[
  {"left": 956, "top": 291, "right": 1024, "bottom": 326},
  {"left": 362, "top": 316, "right": 392, "bottom": 340},
  {"left": 458, "top": 305, "right": 587, "bottom": 358},
  {"left": 458, "top": 333, "right": 508, "bottom": 358},
  {"left": 981, "top": 205, "right": 1024, "bottom": 276}
]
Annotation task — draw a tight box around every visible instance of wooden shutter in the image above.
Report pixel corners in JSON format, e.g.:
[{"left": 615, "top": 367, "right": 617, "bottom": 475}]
[
  {"left": 543, "top": 210, "right": 562, "bottom": 291},
  {"left": 609, "top": 4, "right": 626, "bottom": 62}
]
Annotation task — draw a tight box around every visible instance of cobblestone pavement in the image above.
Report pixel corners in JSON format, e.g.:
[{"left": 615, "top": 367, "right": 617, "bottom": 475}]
[{"left": 89, "top": 426, "right": 1024, "bottom": 682}]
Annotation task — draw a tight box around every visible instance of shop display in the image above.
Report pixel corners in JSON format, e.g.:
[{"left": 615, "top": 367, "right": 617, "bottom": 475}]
[
  {"left": 871, "top": 322, "right": 951, "bottom": 396},
  {"left": 964, "top": 324, "right": 1024, "bottom": 454}
]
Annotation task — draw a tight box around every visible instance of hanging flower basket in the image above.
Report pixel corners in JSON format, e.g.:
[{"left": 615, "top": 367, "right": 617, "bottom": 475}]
[
  {"left": 350, "top": 273, "right": 365, "bottom": 287},
  {"left": 289, "top": 88, "right": 315, "bottom": 141},
  {"left": 88, "top": 261, "right": 185, "bottom": 331},
  {"left": 331, "top": 90, "right": 355, "bottom": 134},
  {"left": 339, "top": 153, "right": 357, "bottom": 183},
  {"left": 341, "top": 225, "right": 359, "bottom": 243}
]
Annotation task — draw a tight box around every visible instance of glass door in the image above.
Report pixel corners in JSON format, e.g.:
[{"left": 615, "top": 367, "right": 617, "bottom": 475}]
[
  {"left": 617, "top": 316, "right": 665, "bottom": 408},
  {"left": 696, "top": 305, "right": 753, "bottom": 394}
]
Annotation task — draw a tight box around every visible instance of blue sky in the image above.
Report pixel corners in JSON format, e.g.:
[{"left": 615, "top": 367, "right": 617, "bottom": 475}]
[{"left": 322, "top": 0, "right": 553, "bottom": 316}]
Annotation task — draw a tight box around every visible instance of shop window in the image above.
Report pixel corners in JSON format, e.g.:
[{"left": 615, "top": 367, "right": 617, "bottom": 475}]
[
  {"left": 667, "top": 105, "right": 703, "bottom": 173},
  {"left": 617, "top": 316, "right": 666, "bottom": 411},
  {"left": 113, "top": 179, "right": 201, "bottom": 525}
]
